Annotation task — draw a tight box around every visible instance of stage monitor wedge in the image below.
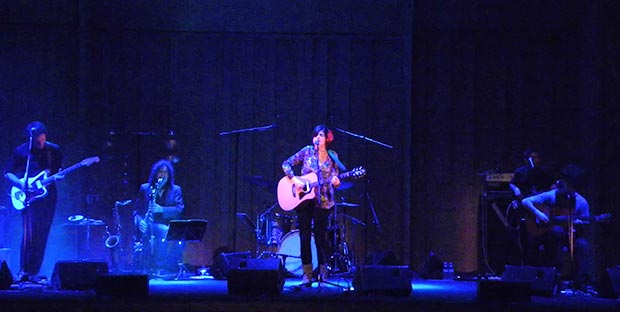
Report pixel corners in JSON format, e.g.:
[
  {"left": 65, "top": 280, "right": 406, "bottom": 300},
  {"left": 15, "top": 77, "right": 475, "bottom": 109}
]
[
  {"left": 227, "top": 258, "right": 285, "bottom": 296},
  {"left": 353, "top": 265, "right": 412, "bottom": 297},
  {"left": 51, "top": 260, "right": 109, "bottom": 290}
]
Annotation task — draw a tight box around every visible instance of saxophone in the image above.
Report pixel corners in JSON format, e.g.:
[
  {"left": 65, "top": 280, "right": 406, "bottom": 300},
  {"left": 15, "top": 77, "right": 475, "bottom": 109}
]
[
  {"left": 145, "top": 178, "right": 164, "bottom": 223},
  {"left": 105, "top": 202, "right": 121, "bottom": 249},
  {"left": 105, "top": 200, "right": 128, "bottom": 270},
  {"left": 141, "top": 178, "right": 164, "bottom": 252}
]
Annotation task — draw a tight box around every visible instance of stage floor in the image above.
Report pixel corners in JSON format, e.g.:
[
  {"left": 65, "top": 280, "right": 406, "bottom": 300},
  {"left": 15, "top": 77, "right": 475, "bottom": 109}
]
[{"left": 1, "top": 275, "right": 620, "bottom": 312}]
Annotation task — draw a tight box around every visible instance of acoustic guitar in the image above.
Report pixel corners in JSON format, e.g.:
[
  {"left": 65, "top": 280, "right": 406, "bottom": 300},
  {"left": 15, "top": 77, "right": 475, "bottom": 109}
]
[
  {"left": 277, "top": 166, "right": 366, "bottom": 211},
  {"left": 525, "top": 203, "right": 611, "bottom": 239}
]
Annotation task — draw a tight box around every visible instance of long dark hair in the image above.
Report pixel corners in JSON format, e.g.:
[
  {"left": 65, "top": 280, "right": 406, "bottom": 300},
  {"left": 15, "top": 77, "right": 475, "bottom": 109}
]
[{"left": 148, "top": 159, "right": 175, "bottom": 188}]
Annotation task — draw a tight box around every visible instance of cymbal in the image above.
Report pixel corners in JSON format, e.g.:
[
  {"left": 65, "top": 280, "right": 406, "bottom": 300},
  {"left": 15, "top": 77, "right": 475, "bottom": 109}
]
[
  {"left": 336, "top": 201, "right": 359, "bottom": 207},
  {"left": 67, "top": 214, "right": 84, "bottom": 222},
  {"left": 66, "top": 214, "right": 106, "bottom": 225}
]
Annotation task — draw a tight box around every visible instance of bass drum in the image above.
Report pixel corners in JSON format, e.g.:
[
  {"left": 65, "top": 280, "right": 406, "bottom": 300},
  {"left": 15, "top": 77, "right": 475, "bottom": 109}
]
[{"left": 277, "top": 230, "right": 317, "bottom": 276}]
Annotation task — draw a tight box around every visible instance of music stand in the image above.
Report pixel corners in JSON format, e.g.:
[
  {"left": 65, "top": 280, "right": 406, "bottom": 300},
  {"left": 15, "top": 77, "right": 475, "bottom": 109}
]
[{"left": 165, "top": 219, "right": 208, "bottom": 279}]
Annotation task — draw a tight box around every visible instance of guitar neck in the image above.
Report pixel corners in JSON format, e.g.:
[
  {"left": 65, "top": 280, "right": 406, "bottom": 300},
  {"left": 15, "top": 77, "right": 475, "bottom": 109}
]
[
  {"left": 550, "top": 214, "right": 606, "bottom": 224},
  {"left": 41, "top": 162, "right": 84, "bottom": 185},
  {"left": 551, "top": 216, "right": 584, "bottom": 224},
  {"left": 309, "top": 171, "right": 355, "bottom": 185},
  {"left": 339, "top": 172, "right": 353, "bottom": 179}
]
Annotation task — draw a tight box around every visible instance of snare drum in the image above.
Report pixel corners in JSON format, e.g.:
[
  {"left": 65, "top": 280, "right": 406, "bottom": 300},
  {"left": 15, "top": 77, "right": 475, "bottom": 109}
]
[{"left": 277, "top": 230, "right": 317, "bottom": 276}]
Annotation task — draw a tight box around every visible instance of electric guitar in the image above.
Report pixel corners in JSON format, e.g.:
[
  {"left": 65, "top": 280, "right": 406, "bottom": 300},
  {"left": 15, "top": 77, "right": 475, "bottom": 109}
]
[
  {"left": 277, "top": 166, "right": 366, "bottom": 211},
  {"left": 525, "top": 203, "right": 611, "bottom": 239},
  {"left": 10, "top": 156, "right": 100, "bottom": 210}
]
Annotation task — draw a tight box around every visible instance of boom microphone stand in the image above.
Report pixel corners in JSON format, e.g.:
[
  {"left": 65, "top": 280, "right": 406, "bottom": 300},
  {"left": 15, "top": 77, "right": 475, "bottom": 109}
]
[
  {"left": 332, "top": 123, "right": 393, "bottom": 262},
  {"left": 219, "top": 123, "right": 276, "bottom": 251},
  {"left": 19, "top": 127, "right": 37, "bottom": 209}
]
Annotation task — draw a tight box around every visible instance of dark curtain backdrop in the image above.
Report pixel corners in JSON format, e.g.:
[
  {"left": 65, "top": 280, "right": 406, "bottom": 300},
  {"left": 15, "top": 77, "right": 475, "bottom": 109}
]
[
  {"left": 0, "top": 1, "right": 413, "bottom": 277},
  {"left": 1, "top": 0, "right": 620, "bottom": 282},
  {"left": 412, "top": 0, "right": 620, "bottom": 276}
]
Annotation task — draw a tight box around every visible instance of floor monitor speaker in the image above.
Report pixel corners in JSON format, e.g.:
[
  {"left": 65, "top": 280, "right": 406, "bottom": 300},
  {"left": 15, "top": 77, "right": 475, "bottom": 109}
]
[
  {"left": 502, "top": 265, "right": 557, "bottom": 296},
  {"left": 212, "top": 251, "right": 251, "bottom": 280},
  {"left": 227, "top": 258, "right": 285, "bottom": 296},
  {"left": 51, "top": 261, "right": 109, "bottom": 290},
  {"left": 352, "top": 265, "right": 412, "bottom": 297}
]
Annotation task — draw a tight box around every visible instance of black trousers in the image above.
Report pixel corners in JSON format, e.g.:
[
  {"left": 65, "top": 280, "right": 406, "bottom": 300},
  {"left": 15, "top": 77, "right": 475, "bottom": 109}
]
[
  {"left": 21, "top": 193, "right": 56, "bottom": 277},
  {"left": 295, "top": 200, "right": 331, "bottom": 266},
  {"left": 524, "top": 225, "right": 591, "bottom": 283}
]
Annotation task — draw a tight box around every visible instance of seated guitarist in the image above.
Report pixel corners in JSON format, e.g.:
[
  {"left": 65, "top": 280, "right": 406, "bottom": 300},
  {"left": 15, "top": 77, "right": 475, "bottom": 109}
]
[
  {"left": 521, "top": 164, "right": 592, "bottom": 288},
  {"left": 281, "top": 124, "right": 345, "bottom": 286},
  {"left": 4, "top": 121, "right": 64, "bottom": 283}
]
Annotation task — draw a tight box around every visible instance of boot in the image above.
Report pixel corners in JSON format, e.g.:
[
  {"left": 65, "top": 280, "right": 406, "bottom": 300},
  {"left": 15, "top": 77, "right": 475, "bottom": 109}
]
[
  {"left": 300, "top": 264, "right": 313, "bottom": 286},
  {"left": 319, "top": 264, "right": 329, "bottom": 282}
]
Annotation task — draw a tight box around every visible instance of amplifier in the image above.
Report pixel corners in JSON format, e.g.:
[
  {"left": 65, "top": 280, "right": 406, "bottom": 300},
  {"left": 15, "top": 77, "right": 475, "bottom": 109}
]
[
  {"left": 485, "top": 173, "right": 514, "bottom": 191},
  {"left": 484, "top": 191, "right": 514, "bottom": 200}
]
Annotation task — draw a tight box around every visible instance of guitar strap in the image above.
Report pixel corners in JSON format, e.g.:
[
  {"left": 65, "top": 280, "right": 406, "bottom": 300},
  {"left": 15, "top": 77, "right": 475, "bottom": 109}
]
[
  {"left": 46, "top": 146, "right": 59, "bottom": 192},
  {"left": 328, "top": 150, "right": 347, "bottom": 171},
  {"left": 47, "top": 147, "right": 53, "bottom": 173},
  {"left": 45, "top": 143, "right": 60, "bottom": 175}
]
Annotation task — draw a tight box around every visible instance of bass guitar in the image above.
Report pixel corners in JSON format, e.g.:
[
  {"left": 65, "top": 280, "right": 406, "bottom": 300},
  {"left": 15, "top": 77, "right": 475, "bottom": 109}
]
[
  {"left": 277, "top": 166, "right": 366, "bottom": 211},
  {"left": 11, "top": 156, "right": 100, "bottom": 210}
]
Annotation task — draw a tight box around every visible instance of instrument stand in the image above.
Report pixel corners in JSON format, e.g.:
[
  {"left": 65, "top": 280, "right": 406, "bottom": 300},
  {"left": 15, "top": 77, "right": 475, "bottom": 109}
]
[
  {"left": 164, "top": 219, "right": 208, "bottom": 280},
  {"left": 298, "top": 275, "right": 347, "bottom": 291},
  {"left": 561, "top": 205, "right": 579, "bottom": 293},
  {"left": 296, "top": 248, "right": 348, "bottom": 291},
  {"left": 174, "top": 242, "right": 190, "bottom": 280},
  {"left": 326, "top": 205, "right": 353, "bottom": 276}
]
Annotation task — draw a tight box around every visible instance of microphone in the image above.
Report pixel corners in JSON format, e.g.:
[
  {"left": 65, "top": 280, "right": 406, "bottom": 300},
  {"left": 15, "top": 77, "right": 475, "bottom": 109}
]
[
  {"left": 313, "top": 138, "right": 319, "bottom": 149},
  {"left": 155, "top": 177, "right": 165, "bottom": 189},
  {"left": 30, "top": 127, "right": 37, "bottom": 133},
  {"left": 528, "top": 157, "right": 535, "bottom": 168}
]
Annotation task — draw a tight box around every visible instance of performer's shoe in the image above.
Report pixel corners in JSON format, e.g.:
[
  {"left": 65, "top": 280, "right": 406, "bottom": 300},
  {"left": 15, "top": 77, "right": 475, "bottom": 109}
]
[
  {"left": 300, "top": 264, "right": 313, "bottom": 287},
  {"left": 319, "top": 264, "right": 329, "bottom": 282}
]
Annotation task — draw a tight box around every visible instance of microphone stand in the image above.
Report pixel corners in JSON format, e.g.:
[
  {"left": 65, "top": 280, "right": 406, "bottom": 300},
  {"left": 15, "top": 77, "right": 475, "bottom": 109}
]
[
  {"left": 219, "top": 123, "right": 276, "bottom": 252},
  {"left": 332, "top": 124, "right": 393, "bottom": 262},
  {"left": 22, "top": 130, "right": 35, "bottom": 208},
  {"left": 332, "top": 126, "right": 392, "bottom": 231},
  {"left": 333, "top": 127, "right": 394, "bottom": 150}
]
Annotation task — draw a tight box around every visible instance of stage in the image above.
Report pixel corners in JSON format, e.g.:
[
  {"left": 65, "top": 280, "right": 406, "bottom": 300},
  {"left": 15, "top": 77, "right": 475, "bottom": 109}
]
[{"left": 1, "top": 274, "right": 619, "bottom": 312}]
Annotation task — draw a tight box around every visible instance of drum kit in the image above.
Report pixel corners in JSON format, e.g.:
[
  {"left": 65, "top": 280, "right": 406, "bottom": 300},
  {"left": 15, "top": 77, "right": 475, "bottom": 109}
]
[
  {"left": 251, "top": 200, "right": 363, "bottom": 277},
  {"left": 242, "top": 170, "right": 369, "bottom": 277}
]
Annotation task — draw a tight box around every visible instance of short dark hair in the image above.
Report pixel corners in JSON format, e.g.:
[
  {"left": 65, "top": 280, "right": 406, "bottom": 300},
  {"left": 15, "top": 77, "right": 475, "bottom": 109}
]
[
  {"left": 26, "top": 121, "right": 47, "bottom": 137},
  {"left": 560, "top": 164, "right": 585, "bottom": 190},
  {"left": 523, "top": 148, "right": 541, "bottom": 160},
  {"left": 312, "top": 124, "right": 334, "bottom": 146}
]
